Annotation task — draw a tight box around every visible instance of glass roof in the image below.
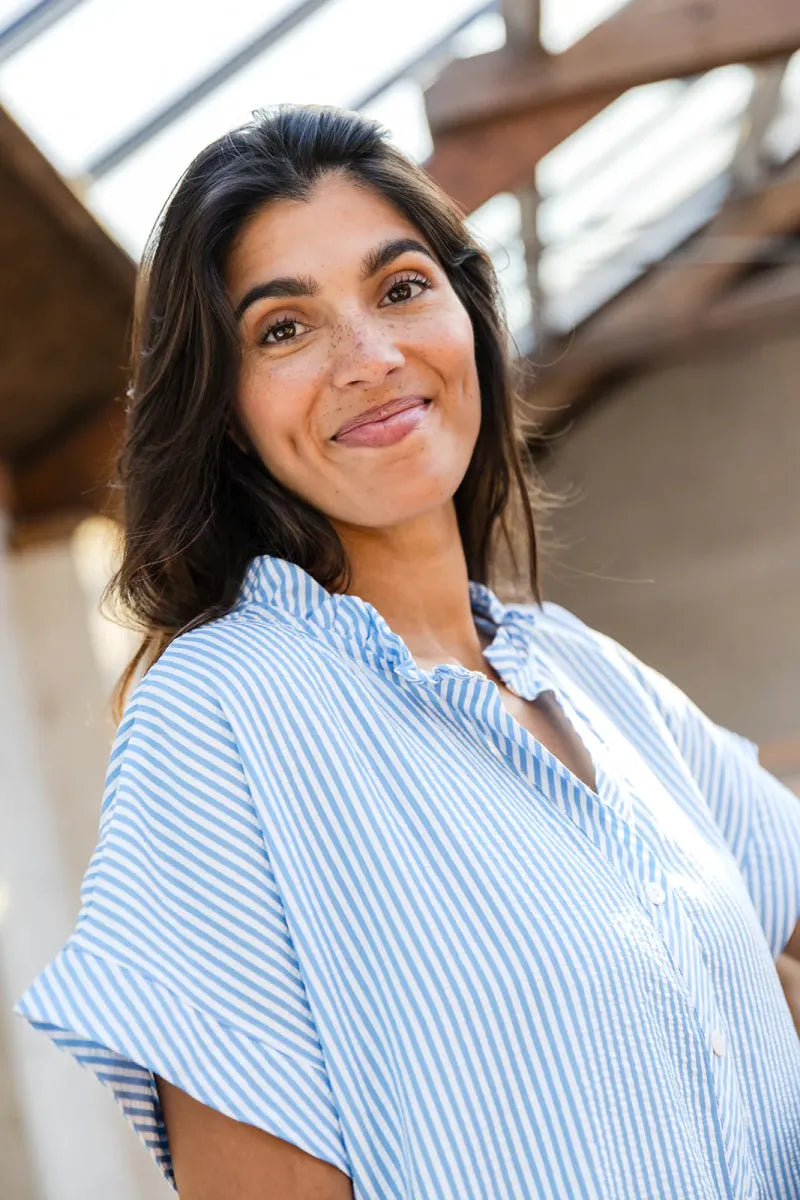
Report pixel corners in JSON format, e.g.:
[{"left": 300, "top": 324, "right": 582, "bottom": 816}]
[{"left": 1, "top": 0, "right": 797, "bottom": 349}]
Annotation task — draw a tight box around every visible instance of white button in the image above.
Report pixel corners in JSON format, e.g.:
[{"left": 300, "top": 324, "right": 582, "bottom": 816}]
[
  {"left": 711, "top": 1031, "right": 726, "bottom": 1057},
  {"left": 645, "top": 883, "right": 666, "bottom": 906}
]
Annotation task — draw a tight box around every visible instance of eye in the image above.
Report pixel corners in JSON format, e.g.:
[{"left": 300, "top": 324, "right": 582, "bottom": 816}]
[
  {"left": 381, "top": 271, "right": 432, "bottom": 307},
  {"left": 258, "top": 315, "right": 309, "bottom": 346}
]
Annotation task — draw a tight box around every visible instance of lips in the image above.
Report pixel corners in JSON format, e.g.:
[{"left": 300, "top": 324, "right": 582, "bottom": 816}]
[{"left": 333, "top": 396, "right": 429, "bottom": 439}]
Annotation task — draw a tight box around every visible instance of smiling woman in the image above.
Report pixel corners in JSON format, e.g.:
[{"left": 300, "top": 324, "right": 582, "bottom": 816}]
[
  {"left": 101, "top": 103, "right": 539, "bottom": 718},
  {"left": 12, "top": 103, "right": 800, "bottom": 1200}
]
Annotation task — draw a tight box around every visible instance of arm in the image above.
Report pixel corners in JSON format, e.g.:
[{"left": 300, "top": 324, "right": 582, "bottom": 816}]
[
  {"left": 777, "top": 919, "right": 800, "bottom": 1037},
  {"left": 156, "top": 1076, "right": 355, "bottom": 1200}
]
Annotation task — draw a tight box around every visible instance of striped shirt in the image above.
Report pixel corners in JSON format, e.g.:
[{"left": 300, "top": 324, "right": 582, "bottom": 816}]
[{"left": 14, "top": 552, "right": 800, "bottom": 1198}]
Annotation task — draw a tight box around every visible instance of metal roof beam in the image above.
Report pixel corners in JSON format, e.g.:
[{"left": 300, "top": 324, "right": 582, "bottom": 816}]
[{"left": 0, "top": 0, "right": 86, "bottom": 66}]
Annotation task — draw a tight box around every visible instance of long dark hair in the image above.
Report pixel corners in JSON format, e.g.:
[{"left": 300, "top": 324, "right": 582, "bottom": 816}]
[{"left": 105, "top": 102, "right": 547, "bottom": 721}]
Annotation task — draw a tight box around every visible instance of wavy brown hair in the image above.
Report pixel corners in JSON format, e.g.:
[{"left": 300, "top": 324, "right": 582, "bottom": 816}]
[{"left": 105, "top": 102, "right": 547, "bottom": 721}]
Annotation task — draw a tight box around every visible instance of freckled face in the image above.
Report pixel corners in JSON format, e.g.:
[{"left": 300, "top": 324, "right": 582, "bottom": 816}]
[{"left": 225, "top": 173, "right": 482, "bottom": 530}]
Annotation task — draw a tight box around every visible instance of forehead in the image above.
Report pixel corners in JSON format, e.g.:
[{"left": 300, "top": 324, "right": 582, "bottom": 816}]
[{"left": 226, "top": 173, "right": 431, "bottom": 287}]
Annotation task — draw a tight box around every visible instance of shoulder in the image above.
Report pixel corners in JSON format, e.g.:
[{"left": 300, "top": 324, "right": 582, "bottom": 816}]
[
  {"left": 516, "top": 597, "right": 626, "bottom": 665},
  {"left": 516, "top": 598, "right": 696, "bottom": 725},
  {"left": 128, "top": 605, "right": 344, "bottom": 716},
  {"left": 530, "top": 599, "right": 758, "bottom": 764},
  {"left": 122, "top": 607, "right": 361, "bottom": 776}
]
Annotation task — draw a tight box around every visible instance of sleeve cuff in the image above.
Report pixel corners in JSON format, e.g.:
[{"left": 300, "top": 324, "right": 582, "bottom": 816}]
[{"left": 13, "top": 941, "right": 351, "bottom": 1190}]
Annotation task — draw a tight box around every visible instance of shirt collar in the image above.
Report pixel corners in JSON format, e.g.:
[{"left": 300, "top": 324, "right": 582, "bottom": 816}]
[{"left": 234, "top": 552, "right": 542, "bottom": 686}]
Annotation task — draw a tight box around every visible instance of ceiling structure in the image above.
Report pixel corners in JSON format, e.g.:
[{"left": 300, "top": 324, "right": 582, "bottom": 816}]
[{"left": 0, "top": 0, "right": 799, "bottom": 535}]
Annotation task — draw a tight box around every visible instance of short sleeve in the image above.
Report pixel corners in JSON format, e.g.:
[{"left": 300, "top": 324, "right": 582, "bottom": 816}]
[
  {"left": 614, "top": 642, "right": 800, "bottom": 959},
  {"left": 12, "top": 649, "right": 351, "bottom": 1191}
]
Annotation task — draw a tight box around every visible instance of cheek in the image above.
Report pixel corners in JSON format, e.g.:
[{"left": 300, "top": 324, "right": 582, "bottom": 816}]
[
  {"left": 418, "top": 303, "right": 477, "bottom": 382},
  {"left": 236, "top": 355, "right": 319, "bottom": 457}
]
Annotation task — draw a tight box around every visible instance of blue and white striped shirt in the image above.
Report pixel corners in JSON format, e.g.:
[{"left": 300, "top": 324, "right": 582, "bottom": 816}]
[{"left": 14, "top": 553, "right": 800, "bottom": 1198}]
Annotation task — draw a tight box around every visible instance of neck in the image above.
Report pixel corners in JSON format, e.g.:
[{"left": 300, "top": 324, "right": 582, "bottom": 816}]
[{"left": 331, "top": 503, "right": 494, "bottom": 676}]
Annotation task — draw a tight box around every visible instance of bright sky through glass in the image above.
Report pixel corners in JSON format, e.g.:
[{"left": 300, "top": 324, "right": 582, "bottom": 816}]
[
  {"left": 0, "top": 0, "right": 32, "bottom": 27},
  {"left": 70, "top": 0, "right": 500, "bottom": 252},
  {"left": 0, "top": 0, "right": 301, "bottom": 172}
]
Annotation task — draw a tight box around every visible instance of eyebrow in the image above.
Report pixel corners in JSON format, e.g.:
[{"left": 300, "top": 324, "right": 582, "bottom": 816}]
[{"left": 234, "top": 237, "right": 437, "bottom": 320}]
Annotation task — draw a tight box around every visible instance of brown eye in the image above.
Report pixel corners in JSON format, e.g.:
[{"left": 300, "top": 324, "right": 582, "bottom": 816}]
[
  {"left": 258, "top": 316, "right": 310, "bottom": 346},
  {"left": 382, "top": 273, "right": 431, "bottom": 307}
]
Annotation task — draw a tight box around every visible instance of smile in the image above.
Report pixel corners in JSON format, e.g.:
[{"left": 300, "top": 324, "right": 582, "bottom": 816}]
[{"left": 333, "top": 399, "right": 431, "bottom": 448}]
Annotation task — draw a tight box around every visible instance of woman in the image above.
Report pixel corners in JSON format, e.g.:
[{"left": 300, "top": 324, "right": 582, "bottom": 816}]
[{"left": 14, "top": 104, "right": 800, "bottom": 1199}]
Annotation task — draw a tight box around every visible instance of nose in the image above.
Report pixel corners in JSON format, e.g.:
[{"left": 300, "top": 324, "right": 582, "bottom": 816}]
[{"left": 329, "top": 313, "right": 406, "bottom": 389}]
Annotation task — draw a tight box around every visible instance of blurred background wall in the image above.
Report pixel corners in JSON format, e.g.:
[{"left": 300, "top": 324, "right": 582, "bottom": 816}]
[{"left": 1, "top": 0, "right": 799, "bottom": 1195}]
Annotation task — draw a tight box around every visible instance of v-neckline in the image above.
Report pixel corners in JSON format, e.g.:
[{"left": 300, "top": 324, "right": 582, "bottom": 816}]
[{"left": 477, "top": 623, "right": 599, "bottom": 797}]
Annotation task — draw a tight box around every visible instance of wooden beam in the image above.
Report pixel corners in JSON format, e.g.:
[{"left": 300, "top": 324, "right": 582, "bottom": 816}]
[
  {"left": 427, "top": 0, "right": 800, "bottom": 135},
  {"left": 0, "top": 106, "right": 134, "bottom": 295},
  {"left": 501, "top": 0, "right": 541, "bottom": 49},
  {"left": 10, "top": 398, "right": 125, "bottom": 530},
  {"left": 579, "top": 157, "right": 800, "bottom": 338},
  {"left": 527, "top": 260, "right": 800, "bottom": 430},
  {"left": 524, "top": 158, "right": 800, "bottom": 423},
  {"left": 424, "top": 89, "right": 618, "bottom": 215},
  {"left": 502, "top": 1, "right": 547, "bottom": 346},
  {"left": 730, "top": 59, "right": 789, "bottom": 192}
]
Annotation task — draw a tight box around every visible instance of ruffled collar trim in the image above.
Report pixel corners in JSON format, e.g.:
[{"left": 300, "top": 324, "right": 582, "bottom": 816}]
[{"left": 234, "top": 552, "right": 545, "bottom": 687}]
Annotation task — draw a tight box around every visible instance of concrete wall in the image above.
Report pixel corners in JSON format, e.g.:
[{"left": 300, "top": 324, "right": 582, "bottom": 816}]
[
  {"left": 536, "top": 329, "right": 800, "bottom": 751},
  {"left": 1, "top": 534, "right": 170, "bottom": 1200}
]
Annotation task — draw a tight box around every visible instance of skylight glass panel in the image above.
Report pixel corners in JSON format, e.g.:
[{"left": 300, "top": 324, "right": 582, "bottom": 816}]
[
  {"left": 80, "top": 0, "right": 491, "bottom": 255},
  {"left": 464, "top": 193, "right": 531, "bottom": 341},
  {"left": 495, "top": 237, "right": 533, "bottom": 341},
  {"left": 611, "top": 124, "right": 740, "bottom": 230},
  {"left": 541, "top": 0, "right": 630, "bottom": 53},
  {"left": 537, "top": 82, "right": 687, "bottom": 197},
  {"left": 356, "top": 6, "right": 503, "bottom": 160},
  {"left": 541, "top": 171, "right": 730, "bottom": 332},
  {"left": 448, "top": 9, "right": 506, "bottom": 58},
  {"left": 540, "top": 122, "right": 738, "bottom": 304},
  {"left": 764, "top": 50, "right": 800, "bottom": 164},
  {"left": 466, "top": 192, "right": 522, "bottom": 257},
  {"left": 538, "top": 66, "right": 753, "bottom": 246},
  {"left": 361, "top": 80, "right": 433, "bottom": 164},
  {"left": 0, "top": 0, "right": 301, "bottom": 174},
  {"left": 0, "top": 0, "right": 35, "bottom": 29},
  {"left": 780, "top": 47, "right": 800, "bottom": 105},
  {"left": 539, "top": 226, "right": 632, "bottom": 296}
]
